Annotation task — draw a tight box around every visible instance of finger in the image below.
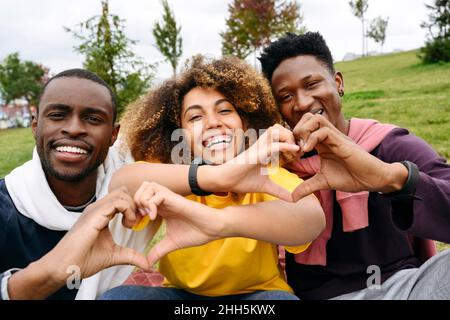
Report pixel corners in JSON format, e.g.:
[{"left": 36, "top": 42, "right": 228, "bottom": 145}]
[
  {"left": 146, "top": 237, "right": 177, "bottom": 267},
  {"left": 96, "top": 196, "right": 135, "bottom": 226},
  {"left": 118, "top": 188, "right": 138, "bottom": 216},
  {"left": 271, "top": 124, "right": 297, "bottom": 146},
  {"left": 294, "top": 114, "right": 323, "bottom": 147},
  {"left": 146, "top": 194, "right": 165, "bottom": 220},
  {"left": 84, "top": 185, "right": 129, "bottom": 213},
  {"left": 262, "top": 179, "right": 294, "bottom": 202},
  {"left": 292, "top": 112, "right": 314, "bottom": 141},
  {"left": 134, "top": 181, "right": 154, "bottom": 210},
  {"left": 274, "top": 142, "right": 300, "bottom": 154},
  {"left": 292, "top": 174, "right": 328, "bottom": 202},
  {"left": 110, "top": 198, "right": 138, "bottom": 229},
  {"left": 302, "top": 127, "right": 332, "bottom": 153},
  {"left": 112, "top": 245, "right": 151, "bottom": 271}
]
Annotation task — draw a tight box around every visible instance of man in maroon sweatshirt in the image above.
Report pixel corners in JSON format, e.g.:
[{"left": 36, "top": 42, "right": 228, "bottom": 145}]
[{"left": 260, "top": 32, "right": 450, "bottom": 300}]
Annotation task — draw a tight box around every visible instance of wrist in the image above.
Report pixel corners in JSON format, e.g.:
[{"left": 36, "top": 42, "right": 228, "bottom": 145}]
[
  {"left": 381, "top": 162, "right": 409, "bottom": 193},
  {"left": 8, "top": 260, "right": 65, "bottom": 300},
  {"left": 218, "top": 207, "right": 239, "bottom": 238},
  {"left": 197, "top": 165, "right": 221, "bottom": 193}
]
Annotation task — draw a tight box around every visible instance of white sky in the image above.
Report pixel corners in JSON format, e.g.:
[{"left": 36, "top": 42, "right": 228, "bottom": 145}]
[{"left": 0, "top": 0, "right": 430, "bottom": 80}]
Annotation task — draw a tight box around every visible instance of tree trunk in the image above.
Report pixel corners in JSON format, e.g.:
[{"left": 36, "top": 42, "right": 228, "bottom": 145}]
[{"left": 361, "top": 16, "right": 365, "bottom": 57}]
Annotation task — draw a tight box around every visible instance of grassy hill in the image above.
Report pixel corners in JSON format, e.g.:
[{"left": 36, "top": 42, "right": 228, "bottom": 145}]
[{"left": 336, "top": 50, "right": 450, "bottom": 160}]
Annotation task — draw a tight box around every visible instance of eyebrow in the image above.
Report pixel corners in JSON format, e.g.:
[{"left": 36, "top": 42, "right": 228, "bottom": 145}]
[
  {"left": 43, "top": 103, "right": 72, "bottom": 112},
  {"left": 81, "top": 107, "right": 110, "bottom": 119},
  {"left": 183, "top": 98, "right": 231, "bottom": 117},
  {"left": 276, "top": 74, "right": 314, "bottom": 94},
  {"left": 43, "top": 104, "right": 110, "bottom": 119}
]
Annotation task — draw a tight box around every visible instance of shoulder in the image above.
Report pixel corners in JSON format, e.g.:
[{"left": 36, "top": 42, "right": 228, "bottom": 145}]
[
  {"left": 0, "top": 179, "right": 16, "bottom": 220},
  {"left": 0, "top": 179, "right": 18, "bottom": 246},
  {"left": 376, "top": 127, "right": 447, "bottom": 169}
]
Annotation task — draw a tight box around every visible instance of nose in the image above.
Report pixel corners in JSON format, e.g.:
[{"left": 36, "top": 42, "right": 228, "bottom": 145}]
[
  {"left": 204, "top": 112, "right": 223, "bottom": 130},
  {"left": 293, "top": 91, "right": 314, "bottom": 113},
  {"left": 61, "top": 116, "right": 87, "bottom": 137}
]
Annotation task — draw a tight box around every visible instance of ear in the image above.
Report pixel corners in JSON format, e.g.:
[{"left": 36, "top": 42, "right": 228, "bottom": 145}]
[
  {"left": 335, "top": 71, "right": 344, "bottom": 94},
  {"left": 31, "top": 115, "right": 38, "bottom": 141},
  {"left": 110, "top": 123, "right": 120, "bottom": 146}
]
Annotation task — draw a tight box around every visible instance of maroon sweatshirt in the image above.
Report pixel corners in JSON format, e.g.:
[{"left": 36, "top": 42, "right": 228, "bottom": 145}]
[{"left": 286, "top": 128, "right": 450, "bottom": 300}]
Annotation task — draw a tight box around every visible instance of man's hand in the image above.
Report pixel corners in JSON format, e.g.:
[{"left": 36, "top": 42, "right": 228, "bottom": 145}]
[
  {"left": 47, "top": 187, "right": 150, "bottom": 280},
  {"left": 8, "top": 187, "right": 150, "bottom": 299},
  {"left": 291, "top": 113, "right": 408, "bottom": 201},
  {"left": 205, "top": 124, "right": 300, "bottom": 202},
  {"left": 134, "top": 182, "right": 225, "bottom": 266}
]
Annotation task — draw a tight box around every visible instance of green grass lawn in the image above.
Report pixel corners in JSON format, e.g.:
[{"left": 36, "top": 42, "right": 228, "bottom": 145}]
[
  {"left": 337, "top": 50, "right": 450, "bottom": 160},
  {"left": 0, "top": 50, "right": 449, "bottom": 251},
  {"left": 0, "top": 127, "right": 35, "bottom": 178}
]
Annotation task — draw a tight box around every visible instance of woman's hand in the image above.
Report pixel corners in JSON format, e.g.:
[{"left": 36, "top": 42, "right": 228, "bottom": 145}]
[
  {"left": 134, "top": 182, "right": 225, "bottom": 265},
  {"left": 206, "top": 124, "right": 300, "bottom": 202}
]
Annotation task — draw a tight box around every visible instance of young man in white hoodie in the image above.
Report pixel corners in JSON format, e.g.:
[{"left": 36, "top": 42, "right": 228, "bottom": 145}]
[{"left": 0, "top": 69, "right": 154, "bottom": 299}]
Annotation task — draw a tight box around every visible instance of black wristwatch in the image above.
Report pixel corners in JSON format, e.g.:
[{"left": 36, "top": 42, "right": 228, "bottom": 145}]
[
  {"left": 382, "top": 160, "right": 420, "bottom": 202},
  {"left": 188, "top": 157, "right": 213, "bottom": 196}
]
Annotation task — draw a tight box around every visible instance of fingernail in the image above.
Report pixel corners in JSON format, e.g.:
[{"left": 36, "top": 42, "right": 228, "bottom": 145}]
[
  {"left": 138, "top": 208, "right": 146, "bottom": 216},
  {"left": 145, "top": 208, "right": 152, "bottom": 216}
]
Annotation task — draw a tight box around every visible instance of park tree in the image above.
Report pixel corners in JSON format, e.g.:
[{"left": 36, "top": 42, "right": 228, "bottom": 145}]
[
  {"left": 420, "top": 0, "right": 450, "bottom": 63},
  {"left": 221, "top": 0, "right": 305, "bottom": 64},
  {"left": 153, "top": 0, "right": 183, "bottom": 77},
  {"left": 367, "top": 16, "right": 389, "bottom": 53},
  {"left": 65, "top": 0, "right": 154, "bottom": 116},
  {"left": 0, "top": 52, "right": 48, "bottom": 107},
  {"left": 349, "top": 0, "right": 369, "bottom": 56}
]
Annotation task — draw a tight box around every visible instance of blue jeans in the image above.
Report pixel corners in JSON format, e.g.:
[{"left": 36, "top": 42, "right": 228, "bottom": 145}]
[{"left": 99, "top": 286, "right": 299, "bottom": 300}]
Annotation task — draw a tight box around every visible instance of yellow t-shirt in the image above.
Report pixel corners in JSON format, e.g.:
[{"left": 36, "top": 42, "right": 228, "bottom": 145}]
[{"left": 159, "top": 167, "right": 310, "bottom": 296}]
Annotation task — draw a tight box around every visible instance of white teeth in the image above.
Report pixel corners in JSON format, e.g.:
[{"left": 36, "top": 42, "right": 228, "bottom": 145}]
[
  {"left": 55, "top": 146, "right": 88, "bottom": 154},
  {"left": 205, "top": 135, "right": 232, "bottom": 148}
]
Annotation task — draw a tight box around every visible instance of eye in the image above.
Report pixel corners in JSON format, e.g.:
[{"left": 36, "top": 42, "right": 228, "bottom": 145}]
[
  {"left": 219, "top": 109, "right": 232, "bottom": 114},
  {"left": 307, "top": 81, "right": 319, "bottom": 89},
  {"left": 280, "top": 93, "right": 293, "bottom": 103},
  {"left": 47, "top": 112, "right": 65, "bottom": 120},
  {"left": 189, "top": 115, "right": 202, "bottom": 122},
  {"left": 85, "top": 115, "right": 103, "bottom": 124}
]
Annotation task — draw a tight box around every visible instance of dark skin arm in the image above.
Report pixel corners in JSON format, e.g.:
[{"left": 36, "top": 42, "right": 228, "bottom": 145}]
[{"left": 291, "top": 113, "right": 408, "bottom": 201}]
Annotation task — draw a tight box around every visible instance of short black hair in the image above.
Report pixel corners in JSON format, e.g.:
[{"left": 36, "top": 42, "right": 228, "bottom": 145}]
[
  {"left": 259, "top": 32, "right": 335, "bottom": 82},
  {"left": 38, "top": 68, "right": 118, "bottom": 123}
]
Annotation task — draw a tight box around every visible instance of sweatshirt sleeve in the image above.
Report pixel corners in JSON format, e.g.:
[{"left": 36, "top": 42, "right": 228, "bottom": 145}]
[{"left": 377, "top": 128, "right": 450, "bottom": 243}]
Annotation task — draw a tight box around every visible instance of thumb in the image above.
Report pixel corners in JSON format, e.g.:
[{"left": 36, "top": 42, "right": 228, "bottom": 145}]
[
  {"left": 147, "top": 237, "right": 177, "bottom": 267},
  {"left": 263, "top": 178, "right": 293, "bottom": 202},
  {"left": 112, "top": 246, "right": 150, "bottom": 271},
  {"left": 292, "top": 174, "right": 327, "bottom": 202}
]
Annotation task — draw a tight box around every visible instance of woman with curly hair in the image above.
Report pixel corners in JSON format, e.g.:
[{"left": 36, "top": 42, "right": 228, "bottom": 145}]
[{"left": 100, "top": 55, "right": 325, "bottom": 300}]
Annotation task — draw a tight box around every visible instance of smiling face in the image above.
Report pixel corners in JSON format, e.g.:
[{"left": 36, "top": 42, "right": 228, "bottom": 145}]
[
  {"left": 180, "top": 87, "right": 244, "bottom": 165},
  {"left": 33, "top": 77, "right": 118, "bottom": 182},
  {"left": 271, "top": 55, "right": 348, "bottom": 134}
]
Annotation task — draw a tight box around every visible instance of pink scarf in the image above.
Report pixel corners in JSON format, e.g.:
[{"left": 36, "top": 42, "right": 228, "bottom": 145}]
[{"left": 285, "top": 118, "right": 397, "bottom": 266}]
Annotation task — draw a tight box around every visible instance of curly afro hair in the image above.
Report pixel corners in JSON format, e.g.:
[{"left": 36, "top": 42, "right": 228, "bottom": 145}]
[
  {"left": 259, "top": 32, "right": 335, "bottom": 82},
  {"left": 121, "top": 55, "right": 283, "bottom": 163}
]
